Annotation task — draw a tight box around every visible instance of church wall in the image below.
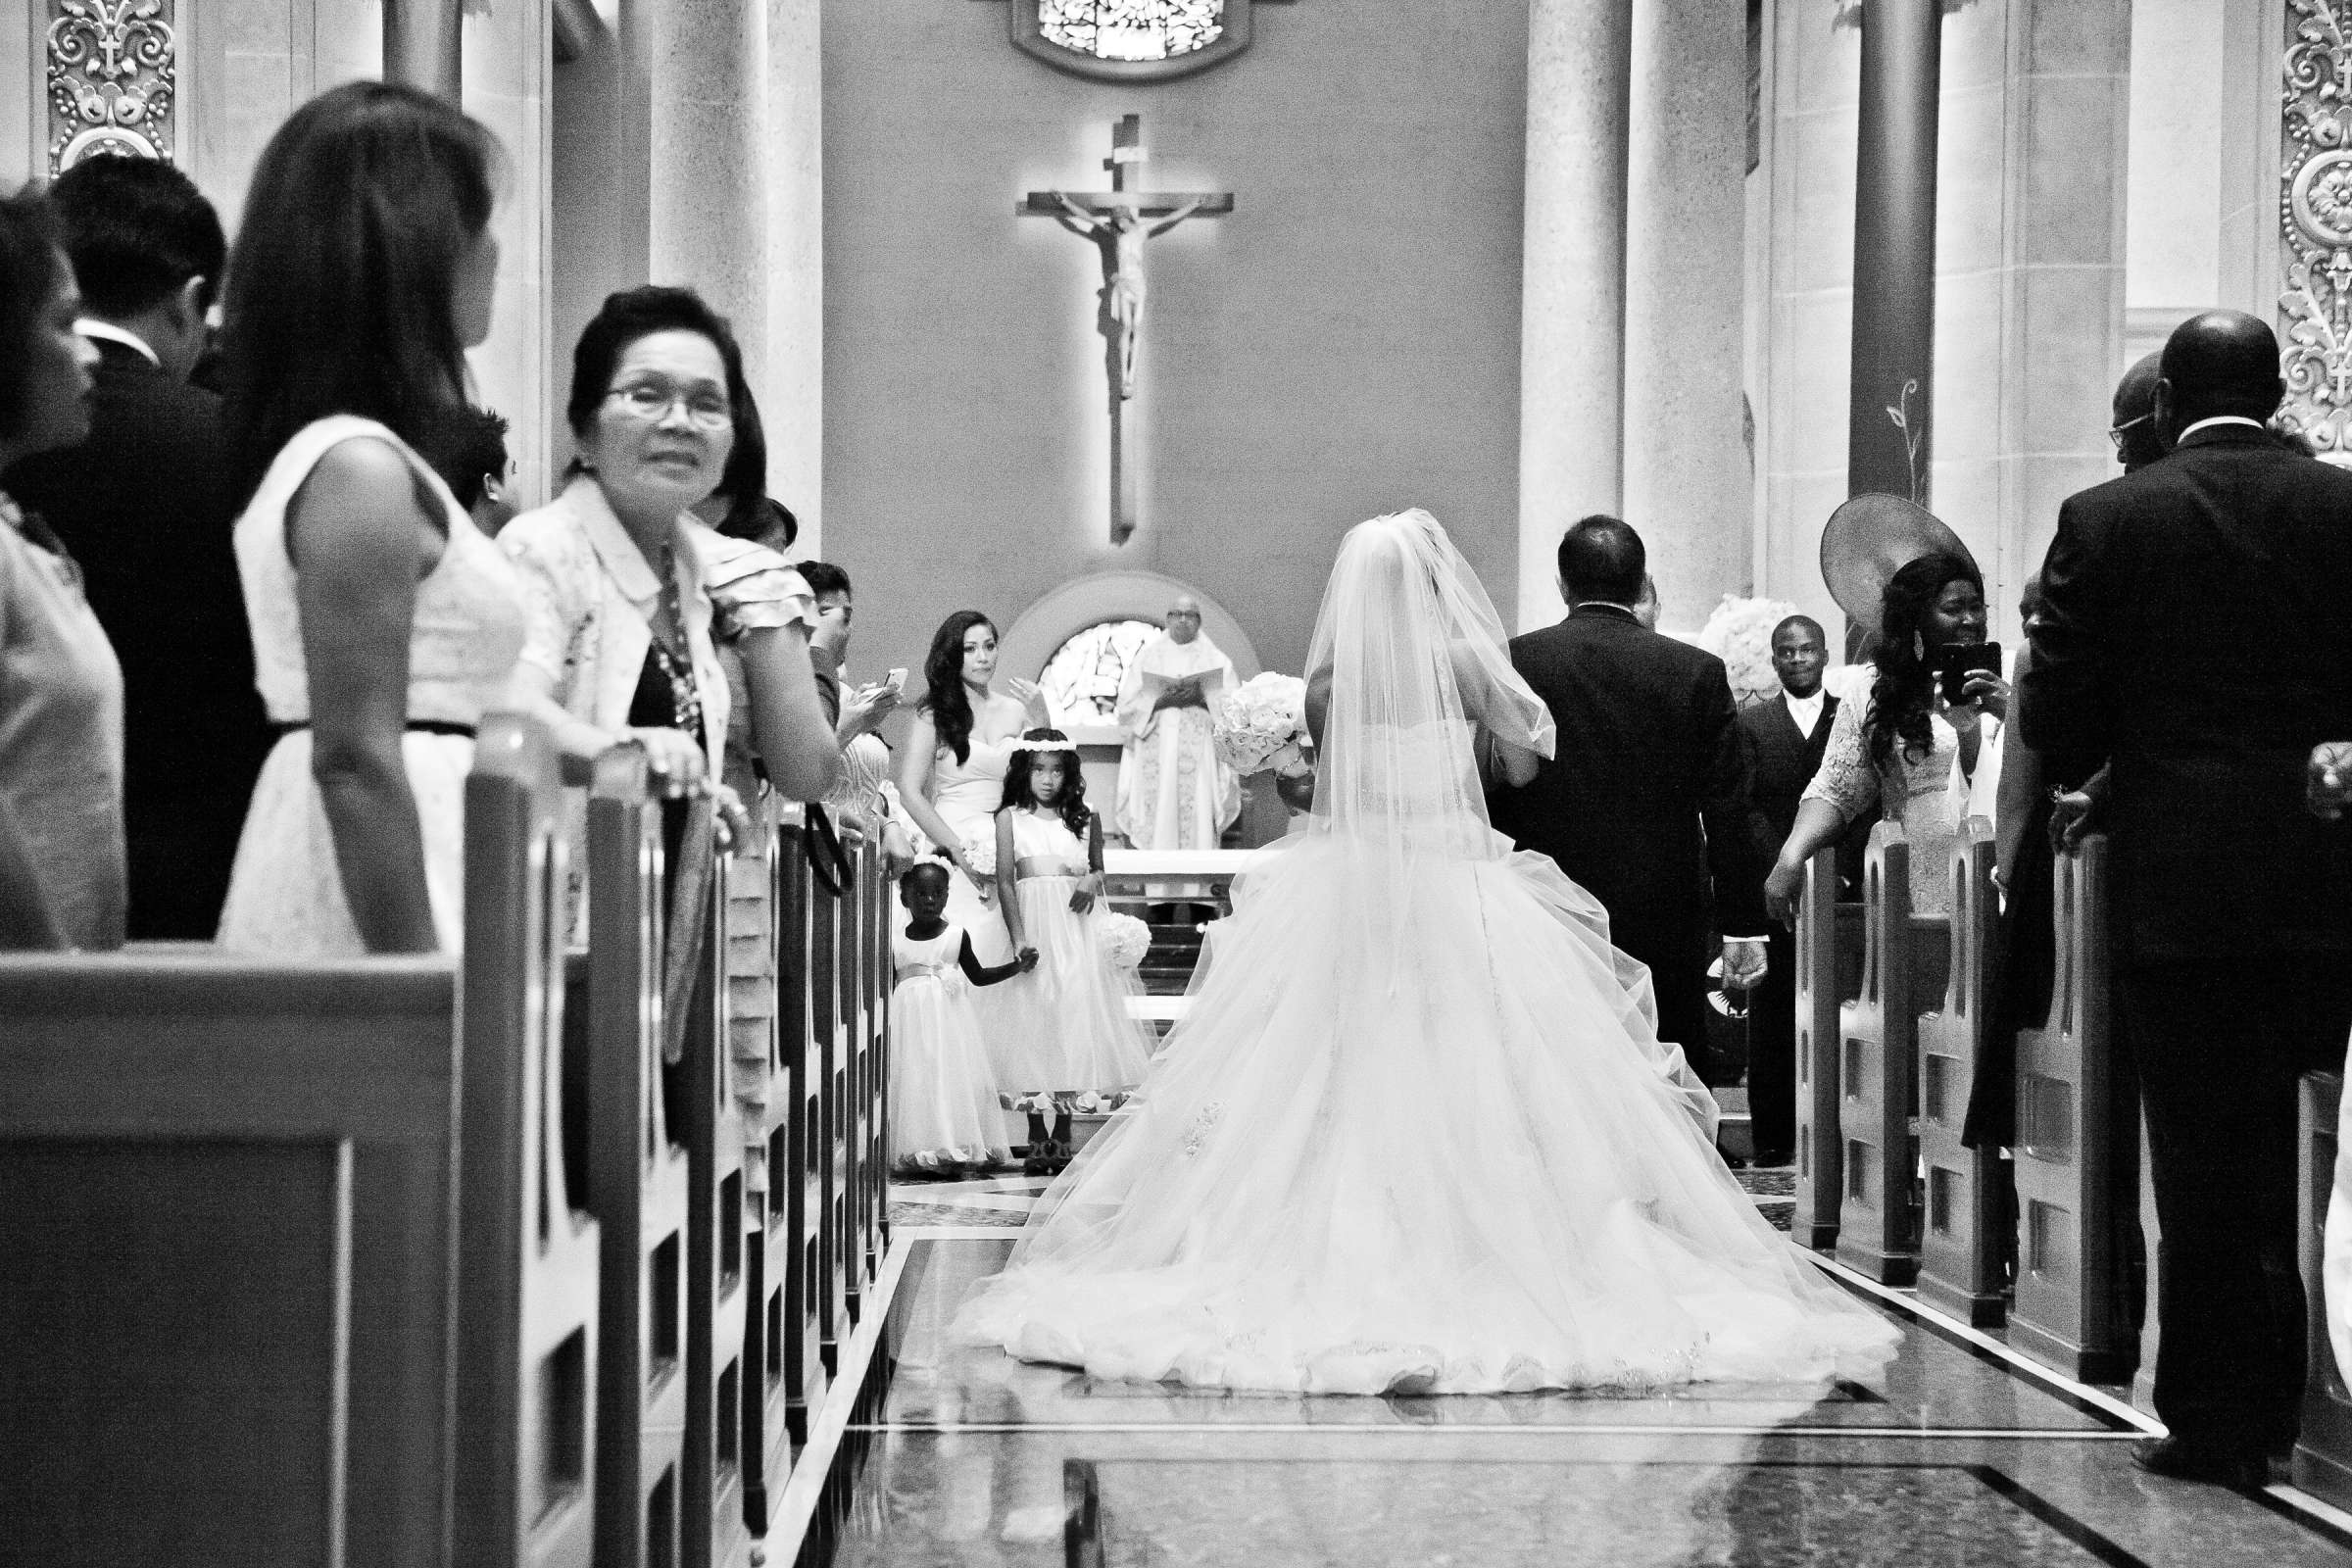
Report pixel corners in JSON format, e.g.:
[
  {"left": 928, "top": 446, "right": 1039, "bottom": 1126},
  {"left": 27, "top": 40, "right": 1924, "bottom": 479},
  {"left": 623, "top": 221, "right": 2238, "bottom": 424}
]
[{"left": 818, "top": 0, "right": 1531, "bottom": 692}]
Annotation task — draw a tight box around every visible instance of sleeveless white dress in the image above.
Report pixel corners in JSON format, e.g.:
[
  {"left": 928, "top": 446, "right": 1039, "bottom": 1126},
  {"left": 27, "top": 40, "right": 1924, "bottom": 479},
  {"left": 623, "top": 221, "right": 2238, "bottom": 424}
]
[
  {"left": 217, "top": 416, "right": 528, "bottom": 956},
  {"left": 890, "top": 920, "right": 1010, "bottom": 1171},
  {"left": 993, "top": 808, "right": 1154, "bottom": 1093}
]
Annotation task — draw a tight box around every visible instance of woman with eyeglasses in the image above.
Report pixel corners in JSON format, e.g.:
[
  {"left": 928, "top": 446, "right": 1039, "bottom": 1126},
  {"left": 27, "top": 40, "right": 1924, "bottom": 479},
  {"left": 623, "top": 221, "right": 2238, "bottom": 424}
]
[{"left": 502, "top": 286, "right": 837, "bottom": 935}]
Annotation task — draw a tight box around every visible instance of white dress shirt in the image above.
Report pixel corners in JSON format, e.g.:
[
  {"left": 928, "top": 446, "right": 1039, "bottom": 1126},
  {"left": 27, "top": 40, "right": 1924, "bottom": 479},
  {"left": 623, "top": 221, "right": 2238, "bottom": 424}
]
[{"left": 1785, "top": 688, "right": 1826, "bottom": 739}]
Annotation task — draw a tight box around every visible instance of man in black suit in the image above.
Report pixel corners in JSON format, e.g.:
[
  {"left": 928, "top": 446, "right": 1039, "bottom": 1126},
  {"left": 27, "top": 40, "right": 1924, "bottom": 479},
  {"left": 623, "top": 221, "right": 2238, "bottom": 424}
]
[
  {"left": 1736, "top": 614, "right": 1840, "bottom": 1164},
  {"left": 2025, "top": 311, "right": 2352, "bottom": 1487},
  {"left": 5, "top": 156, "right": 268, "bottom": 940},
  {"left": 1492, "top": 515, "right": 1769, "bottom": 1085}
]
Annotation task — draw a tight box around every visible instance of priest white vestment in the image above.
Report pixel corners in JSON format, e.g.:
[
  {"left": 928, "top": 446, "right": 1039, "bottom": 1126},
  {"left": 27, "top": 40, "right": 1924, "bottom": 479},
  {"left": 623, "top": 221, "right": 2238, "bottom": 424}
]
[{"left": 1115, "top": 628, "right": 1241, "bottom": 849}]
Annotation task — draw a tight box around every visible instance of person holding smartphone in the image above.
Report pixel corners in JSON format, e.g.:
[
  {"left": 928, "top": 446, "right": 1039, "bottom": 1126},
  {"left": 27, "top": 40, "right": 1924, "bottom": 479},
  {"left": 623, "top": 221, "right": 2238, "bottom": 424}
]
[
  {"left": 799, "top": 561, "right": 912, "bottom": 856},
  {"left": 1763, "top": 551, "right": 2008, "bottom": 922}
]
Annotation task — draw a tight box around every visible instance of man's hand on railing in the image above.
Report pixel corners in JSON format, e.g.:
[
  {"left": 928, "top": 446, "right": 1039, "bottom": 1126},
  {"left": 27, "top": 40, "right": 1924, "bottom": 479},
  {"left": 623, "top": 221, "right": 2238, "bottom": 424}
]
[{"left": 2048, "top": 765, "right": 2110, "bottom": 855}]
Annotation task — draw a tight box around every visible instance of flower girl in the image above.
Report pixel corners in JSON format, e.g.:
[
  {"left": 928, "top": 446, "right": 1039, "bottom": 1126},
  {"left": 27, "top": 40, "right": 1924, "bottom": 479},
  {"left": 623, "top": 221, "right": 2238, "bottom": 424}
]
[
  {"left": 892, "top": 858, "right": 1036, "bottom": 1175},
  {"left": 993, "top": 730, "right": 1158, "bottom": 1111}
]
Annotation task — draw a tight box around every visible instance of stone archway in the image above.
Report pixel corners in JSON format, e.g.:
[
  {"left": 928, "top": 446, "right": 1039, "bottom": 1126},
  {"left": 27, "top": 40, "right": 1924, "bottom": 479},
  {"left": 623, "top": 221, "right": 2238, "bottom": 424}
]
[{"left": 999, "top": 570, "right": 1262, "bottom": 736}]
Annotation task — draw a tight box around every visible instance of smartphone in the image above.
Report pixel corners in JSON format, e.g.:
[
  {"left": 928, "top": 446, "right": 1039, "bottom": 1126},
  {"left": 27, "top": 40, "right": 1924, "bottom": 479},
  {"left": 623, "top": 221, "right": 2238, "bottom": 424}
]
[
  {"left": 885, "top": 667, "right": 907, "bottom": 695},
  {"left": 1932, "top": 641, "right": 2001, "bottom": 705}
]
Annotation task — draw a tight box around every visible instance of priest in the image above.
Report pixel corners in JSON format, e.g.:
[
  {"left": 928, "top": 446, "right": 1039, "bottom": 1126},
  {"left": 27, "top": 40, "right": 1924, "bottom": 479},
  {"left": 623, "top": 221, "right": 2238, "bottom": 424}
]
[{"left": 1114, "top": 596, "right": 1242, "bottom": 850}]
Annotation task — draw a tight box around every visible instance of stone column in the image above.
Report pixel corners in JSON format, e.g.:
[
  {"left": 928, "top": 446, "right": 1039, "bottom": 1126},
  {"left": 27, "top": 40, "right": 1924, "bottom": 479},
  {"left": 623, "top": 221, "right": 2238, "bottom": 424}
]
[
  {"left": 1517, "top": 0, "right": 1633, "bottom": 631},
  {"left": 1846, "top": 0, "right": 1943, "bottom": 511},
  {"left": 385, "top": 0, "right": 464, "bottom": 98},
  {"left": 1622, "top": 0, "right": 1752, "bottom": 634},
  {"left": 1930, "top": 0, "right": 2130, "bottom": 628},
  {"left": 764, "top": 0, "right": 824, "bottom": 552},
  {"left": 649, "top": 0, "right": 770, "bottom": 390}
]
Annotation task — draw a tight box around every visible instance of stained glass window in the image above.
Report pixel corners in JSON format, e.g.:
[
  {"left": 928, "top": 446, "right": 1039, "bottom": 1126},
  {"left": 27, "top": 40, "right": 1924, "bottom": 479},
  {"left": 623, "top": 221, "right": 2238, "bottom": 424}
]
[
  {"left": 1040, "top": 1, "right": 1225, "bottom": 65},
  {"left": 1039, "top": 618, "right": 1163, "bottom": 724}
]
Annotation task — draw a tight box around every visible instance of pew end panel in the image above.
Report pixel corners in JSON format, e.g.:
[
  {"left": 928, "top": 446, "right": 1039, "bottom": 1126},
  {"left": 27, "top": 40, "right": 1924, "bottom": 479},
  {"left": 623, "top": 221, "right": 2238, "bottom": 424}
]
[
  {"left": 2296, "top": 1070, "right": 2352, "bottom": 1507},
  {"left": 1792, "top": 847, "right": 1850, "bottom": 1251},
  {"left": 456, "top": 711, "right": 602, "bottom": 1568},
  {"left": 684, "top": 847, "right": 752, "bottom": 1568},
  {"left": 1834, "top": 820, "right": 1926, "bottom": 1287},
  {"left": 0, "top": 955, "right": 458, "bottom": 1568},
  {"left": 2009, "top": 835, "right": 2139, "bottom": 1385},
  {"left": 580, "top": 746, "right": 694, "bottom": 1568},
  {"left": 1916, "top": 818, "right": 2008, "bottom": 1327}
]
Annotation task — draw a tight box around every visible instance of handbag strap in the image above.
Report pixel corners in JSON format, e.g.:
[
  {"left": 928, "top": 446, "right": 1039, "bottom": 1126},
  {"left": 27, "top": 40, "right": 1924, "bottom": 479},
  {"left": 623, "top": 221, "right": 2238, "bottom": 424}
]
[{"left": 804, "top": 802, "right": 853, "bottom": 899}]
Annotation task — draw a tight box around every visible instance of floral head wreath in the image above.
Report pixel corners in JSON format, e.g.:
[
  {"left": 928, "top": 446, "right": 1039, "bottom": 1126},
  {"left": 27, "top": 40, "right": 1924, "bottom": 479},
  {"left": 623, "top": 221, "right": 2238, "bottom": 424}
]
[{"left": 1004, "top": 736, "right": 1079, "bottom": 755}]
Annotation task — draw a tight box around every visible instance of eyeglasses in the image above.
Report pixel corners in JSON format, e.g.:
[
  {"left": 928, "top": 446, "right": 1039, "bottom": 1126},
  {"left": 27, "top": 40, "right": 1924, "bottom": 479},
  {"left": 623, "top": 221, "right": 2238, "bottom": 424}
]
[
  {"left": 2108, "top": 413, "right": 2152, "bottom": 452},
  {"left": 605, "top": 379, "right": 733, "bottom": 430}
]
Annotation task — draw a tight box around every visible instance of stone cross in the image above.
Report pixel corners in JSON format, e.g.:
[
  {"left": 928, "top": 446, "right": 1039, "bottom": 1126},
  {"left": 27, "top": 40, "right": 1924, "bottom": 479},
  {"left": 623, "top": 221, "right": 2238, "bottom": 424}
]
[{"left": 1022, "top": 115, "right": 1232, "bottom": 545}]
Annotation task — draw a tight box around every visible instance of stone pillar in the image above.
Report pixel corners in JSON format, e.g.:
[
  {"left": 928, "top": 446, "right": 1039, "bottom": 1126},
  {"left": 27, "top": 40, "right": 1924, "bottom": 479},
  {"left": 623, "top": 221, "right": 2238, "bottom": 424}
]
[
  {"left": 464, "top": 1, "right": 553, "bottom": 508},
  {"left": 1930, "top": 0, "right": 2130, "bottom": 628},
  {"left": 1517, "top": 0, "right": 1633, "bottom": 631},
  {"left": 385, "top": 0, "right": 464, "bottom": 98},
  {"left": 1623, "top": 0, "right": 1751, "bottom": 634},
  {"left": 650, "top": 0, "right": 770, "bottom": 391},
  {"left": 1847, "top": 0, "right": 1942, "bottom": 513},
  {"left": 764, "top": 0, "right": 824, "bottom": 552}
]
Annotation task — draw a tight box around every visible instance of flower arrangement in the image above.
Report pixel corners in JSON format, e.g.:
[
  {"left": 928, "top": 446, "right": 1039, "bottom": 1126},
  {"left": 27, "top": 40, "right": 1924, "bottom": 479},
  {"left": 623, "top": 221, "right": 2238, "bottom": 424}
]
[
  {"left": 1097, "top": 910, "right": 1152, "bottom": 970},
  {"left": 957, "top": 824, "right": 998, "bottom": 880},
  {"left": 1696, "top": 594, "right": 1804, "bottom": 709},
  {"left": 1212, "top": 671, "right": 1310, "bottom": 774}
]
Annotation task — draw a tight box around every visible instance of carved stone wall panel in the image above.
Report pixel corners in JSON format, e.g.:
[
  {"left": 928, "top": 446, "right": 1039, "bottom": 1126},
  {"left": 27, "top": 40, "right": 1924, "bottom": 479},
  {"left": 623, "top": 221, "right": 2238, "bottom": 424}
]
[
  {"left": 46, "top": 1, "right": 176, "bottom": 173},
  {"left": 2281, "top": 0, "right": 2352, "bottom": 454}
]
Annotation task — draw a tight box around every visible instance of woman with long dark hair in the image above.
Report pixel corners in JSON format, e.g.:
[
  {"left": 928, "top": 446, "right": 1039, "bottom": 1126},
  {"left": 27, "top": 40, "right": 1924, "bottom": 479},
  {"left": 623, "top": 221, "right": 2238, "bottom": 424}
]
[
  {"left": 896, "top": 611, "right": 1047, "bottom": 1075},
  {"left": 1762, "top": 551, "right": 2010, "bottom": 921},
  {"left": 215, "top": 82, "right": 558, "bottom": 955}
]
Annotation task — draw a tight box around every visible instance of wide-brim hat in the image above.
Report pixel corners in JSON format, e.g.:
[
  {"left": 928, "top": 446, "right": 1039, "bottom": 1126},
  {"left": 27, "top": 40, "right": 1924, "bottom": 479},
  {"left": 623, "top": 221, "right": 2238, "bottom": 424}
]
[{"left": 1819, "top": 493, "right": 1980, "bottom": 629}]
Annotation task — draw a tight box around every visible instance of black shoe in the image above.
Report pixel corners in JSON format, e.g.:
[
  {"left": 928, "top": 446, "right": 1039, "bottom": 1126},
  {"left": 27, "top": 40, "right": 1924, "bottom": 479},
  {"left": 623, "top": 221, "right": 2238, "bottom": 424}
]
[
  {"left": 1751, "top": 1149, "right": 1794, "bottom": 1168},
  {"left": 2131, "top": 1437, "right": 2268, "bottom": 1490}
]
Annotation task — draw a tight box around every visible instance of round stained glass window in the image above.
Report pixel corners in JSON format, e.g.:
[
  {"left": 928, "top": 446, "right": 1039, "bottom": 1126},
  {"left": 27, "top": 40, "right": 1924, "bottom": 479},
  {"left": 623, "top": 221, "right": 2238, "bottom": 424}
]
[
  {"left": 1038, "top": 618, "right": 1163, "bottom": 725},
  {"left": 1040, "top": 1, "right": 1226, "bottom": 63}
]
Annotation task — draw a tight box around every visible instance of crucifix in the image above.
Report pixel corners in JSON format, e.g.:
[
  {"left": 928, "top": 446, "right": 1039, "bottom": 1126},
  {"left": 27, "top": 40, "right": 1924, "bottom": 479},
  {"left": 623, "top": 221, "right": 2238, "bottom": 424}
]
[{"left": 1022, "top": 115, "right": 1233, "bottom": 545}]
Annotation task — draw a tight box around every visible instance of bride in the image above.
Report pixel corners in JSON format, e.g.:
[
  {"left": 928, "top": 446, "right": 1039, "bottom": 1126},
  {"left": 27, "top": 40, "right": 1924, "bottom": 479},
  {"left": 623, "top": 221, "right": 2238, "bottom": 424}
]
[{"left": 955, "top": 510, "right": 1898, "bottom": 1395}]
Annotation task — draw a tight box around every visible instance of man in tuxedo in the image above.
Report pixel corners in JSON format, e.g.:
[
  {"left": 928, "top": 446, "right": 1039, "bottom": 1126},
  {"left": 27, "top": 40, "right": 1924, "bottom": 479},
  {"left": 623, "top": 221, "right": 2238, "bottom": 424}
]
[
  {"left": 1493, "top": 515, "right": 1769, "bottom": 1084},
  {"left": 5, "top": 156, "right": 268, "bottom": 939},
  {"left": 2026, "top": 311, "right": 2352, "bottom": 1486},
  {"left": 1736, "top": 614, "right": 1839, "bottom": 1165}
]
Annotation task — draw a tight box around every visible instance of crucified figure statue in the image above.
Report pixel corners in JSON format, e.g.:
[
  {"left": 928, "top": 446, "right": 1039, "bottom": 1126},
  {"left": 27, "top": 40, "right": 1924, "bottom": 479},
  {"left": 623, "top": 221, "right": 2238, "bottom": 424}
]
[{"left": 1051, "top": 193, "right": 1208, "bottom": 402}]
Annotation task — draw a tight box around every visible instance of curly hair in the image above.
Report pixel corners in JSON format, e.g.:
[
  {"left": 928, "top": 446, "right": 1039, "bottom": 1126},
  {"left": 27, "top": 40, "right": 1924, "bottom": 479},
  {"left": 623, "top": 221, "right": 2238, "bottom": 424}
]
[
  {"left": 1866, "top": 552, "right": 1982, "bottom": 774},
  {"left": 998, "top": 728, "right": 1091, "bottom": 841},
  {"left": 917, "top": 610, "right": 995, "bottom": 765}
]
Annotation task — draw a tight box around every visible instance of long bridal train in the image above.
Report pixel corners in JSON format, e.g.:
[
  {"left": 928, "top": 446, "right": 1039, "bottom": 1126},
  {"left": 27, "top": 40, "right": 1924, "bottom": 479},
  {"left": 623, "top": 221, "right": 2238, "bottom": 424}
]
[{"left": 953, "top": 510, "right": 1898, "bottom": 1396}]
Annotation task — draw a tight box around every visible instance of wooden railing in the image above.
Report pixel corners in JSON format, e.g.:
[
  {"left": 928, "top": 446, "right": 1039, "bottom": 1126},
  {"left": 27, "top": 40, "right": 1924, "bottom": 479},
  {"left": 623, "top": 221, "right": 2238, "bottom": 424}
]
[
  {"left": 0, "top": 713, "right": 895, "bottom": 1567},
  {"left": 1916, "top": 821, "right": 2007, "bottom": 1326}
]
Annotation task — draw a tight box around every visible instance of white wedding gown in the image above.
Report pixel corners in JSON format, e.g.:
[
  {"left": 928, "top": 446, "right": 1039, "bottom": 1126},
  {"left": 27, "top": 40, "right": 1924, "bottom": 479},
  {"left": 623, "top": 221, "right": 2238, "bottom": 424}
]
[{"left": 954, "top": 510, "right": 1899, "bottom": 1396}]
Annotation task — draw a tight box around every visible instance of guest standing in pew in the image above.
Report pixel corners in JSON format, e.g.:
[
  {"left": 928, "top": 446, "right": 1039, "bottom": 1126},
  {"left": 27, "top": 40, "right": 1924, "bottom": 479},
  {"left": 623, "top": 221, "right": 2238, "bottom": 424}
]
[
  {"left": 4, "top": 157, "right": 268, "bottom": 941},
  {"left": 1763, "top": 551, "right": 2009, "bottom": 927},
  {"left": 414, "top": 401, "right": 519, "bottom": 538},
  {"left": 2026, "top": 311, "right": 2352, "bottom": 1489},
  {"left": 1491, "top": 515, "right": 1770, "bottom": 1087},
  {"left": 797, "top": 560, "right": 911, "bottom": 855},
  {"left": 501, "top": 287, "right": 833, "bottom": 937},
  {"left": 213, "top": 84, "right": 583, "bottom": 956},
  {"left": 1737, "top": 614, "right": 1847, "bottom": 1167},
  {"left": 0, "top": 185, "right": 116, "bottom": 950}
]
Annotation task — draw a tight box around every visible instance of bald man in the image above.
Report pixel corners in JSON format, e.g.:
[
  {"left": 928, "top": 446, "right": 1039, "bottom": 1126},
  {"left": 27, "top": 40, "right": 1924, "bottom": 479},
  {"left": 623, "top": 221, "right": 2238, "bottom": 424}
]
[
  {"left": 2109, "top": 351, "right": 2166, "bottom": 473},
  {"left": 2027, "top": 310, "right": 2352, "bottom": 1486},
  {"left": 1114, "top": 597, "right": 1241, "bottom": 850}
]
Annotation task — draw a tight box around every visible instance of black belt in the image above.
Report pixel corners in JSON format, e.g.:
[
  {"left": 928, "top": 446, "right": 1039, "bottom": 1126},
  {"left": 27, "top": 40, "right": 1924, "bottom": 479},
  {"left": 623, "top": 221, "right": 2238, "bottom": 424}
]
[{"left": 272, "top": 719, "right": 477, "bottom": 739}]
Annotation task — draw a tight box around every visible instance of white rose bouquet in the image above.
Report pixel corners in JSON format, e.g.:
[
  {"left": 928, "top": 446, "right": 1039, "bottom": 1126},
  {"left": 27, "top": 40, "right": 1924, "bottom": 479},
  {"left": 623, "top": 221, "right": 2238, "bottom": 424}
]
[
  {"left": 1097, "top": 910, "right": 1152, "bottom": 970},
  {"left": 1212, "top": 671, "right": 1311, "bottom": 775},
  {"left": 957, "top": 824, "right": 998, "bottom": 881},
  {"left": 1697, "top": 594, "right": 1803, "bottom": 710}
]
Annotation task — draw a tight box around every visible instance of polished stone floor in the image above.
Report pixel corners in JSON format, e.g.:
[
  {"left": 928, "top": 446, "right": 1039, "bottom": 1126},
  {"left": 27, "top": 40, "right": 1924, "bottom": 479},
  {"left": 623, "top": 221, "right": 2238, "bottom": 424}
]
[{"left": 773, "top": 1221, "right": 2352, "bottom": 1567}]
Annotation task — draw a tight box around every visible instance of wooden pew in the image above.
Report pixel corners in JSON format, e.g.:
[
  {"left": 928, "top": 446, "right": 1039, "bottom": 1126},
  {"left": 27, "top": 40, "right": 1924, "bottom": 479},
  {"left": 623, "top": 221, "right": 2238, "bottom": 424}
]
[
  {"left": 454, "top": 713, "right": 604, "bottom": 1568},
  {"left": 2009, "top": 834, "right": 2139, "bottom": 1384},
  {"left": 576, "top": 749, "right": 692, "bottom": 1567},
  {"left": 682, "top": 845, "right": 751, "bottom": 1568},
  {"left": 810, "top": 858, "right": 855, "bottom": 1371},
  {"left": 838, "top": 826, "right": 873, "bottom": 1333},
  {"left": 2296, "top": 1070, "right": 2352, "bottom": 1506},
  {"left": 1791, "top": 846, "right": 1855, "bottom": 1250},
  {"left": 1916, "top": 819, "right": 2007, "bottom": 1325},
  {"left": 0, "top": 710, "right": 596, "bottom": 1568},
  {"left": 1834, "top": 820, "right": 1949, "bottom": 1286}
]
